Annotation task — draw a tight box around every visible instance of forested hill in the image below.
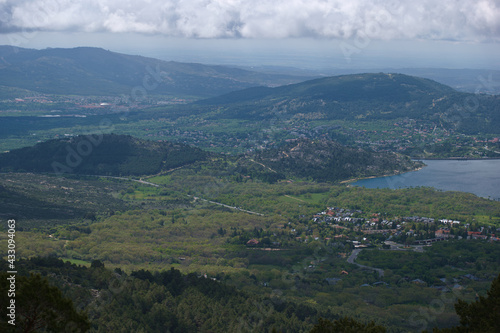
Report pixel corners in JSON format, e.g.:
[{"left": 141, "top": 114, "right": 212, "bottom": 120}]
[
  {"left": 201, "top": 72, "right": 455, "bottom": 105},
  {"left": 0, "top": 46, "right": 311, "bottom": 97},
  {"left": 197, "top": 73, "right": 500, "bottom": 135},
  {"left": 0, "top": 134, "right": 422, "bottom": 182},
  {"left": 0, "top": 134, "right": 208, "bottom": 176},
  {"left": 254, "top": 139, "right": 422, "bottom": 182},
  {"left": 0, "top": 133, "right": 421, "bottom": 182}
]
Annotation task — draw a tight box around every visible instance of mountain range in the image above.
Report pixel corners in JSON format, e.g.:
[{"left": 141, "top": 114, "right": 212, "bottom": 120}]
[
  {"left": 0, "top": 46, "right": 312, "bottom": 98},
  {"left": 0, "top": 46, "right": 498, "bottom": 157}
]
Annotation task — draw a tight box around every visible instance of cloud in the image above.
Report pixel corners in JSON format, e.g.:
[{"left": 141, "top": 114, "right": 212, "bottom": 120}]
[{"left": 1, "top": 0, "right": 499, "bottom": 42}]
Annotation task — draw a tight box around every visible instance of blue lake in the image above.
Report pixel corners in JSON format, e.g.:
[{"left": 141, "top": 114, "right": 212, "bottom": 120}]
[{"left": 352, "top": 159, "right": 500, "bottom": 200}]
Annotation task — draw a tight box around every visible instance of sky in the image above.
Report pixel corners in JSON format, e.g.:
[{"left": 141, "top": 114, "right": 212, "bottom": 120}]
[{"left": 0, "top": 0, "right": 499, "bottom": 69}]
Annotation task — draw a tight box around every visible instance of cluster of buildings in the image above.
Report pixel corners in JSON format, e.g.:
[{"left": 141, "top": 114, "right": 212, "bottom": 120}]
[
  {"left": 312, "top": 207, "right": 364, "bottom": 224},
  {"left": 312, "top": 207, "right": 499, "bottom": 244}
]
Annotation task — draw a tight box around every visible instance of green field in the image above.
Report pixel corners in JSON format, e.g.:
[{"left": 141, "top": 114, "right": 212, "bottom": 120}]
[{"left": 60, "top": 257, "right": 92, "bottom": 267}]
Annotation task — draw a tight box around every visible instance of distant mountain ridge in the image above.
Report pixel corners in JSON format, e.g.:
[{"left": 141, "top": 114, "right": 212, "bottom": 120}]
[
  {"left": 0, "top": 46, "right": 312, "bottom": 97},
  {"left": 201, "top": 72, "right": 455, "bottom": 105},
  {"left": 240, "top": 66, "right": 500, "bottom": 94}
]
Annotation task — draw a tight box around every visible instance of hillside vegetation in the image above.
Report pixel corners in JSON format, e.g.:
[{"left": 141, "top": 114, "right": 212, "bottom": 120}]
[
  {"left": 254, "top": 139, "right": 421, "bottom": 182},
  {"left": 0, "top": 134, "right": 421, "bottom": 183},
  {"left": 197, "top": 73, "right": 500, "bottom": 135},
  {"left": 0, "top": 134, "right": 208, "bottom": 176},
  {"left": 0, "top": 46, "right": 311, "bottom": 97}
]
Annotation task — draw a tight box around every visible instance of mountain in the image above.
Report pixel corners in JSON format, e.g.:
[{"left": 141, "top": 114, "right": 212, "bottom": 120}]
[
  {"left": 381, "top": 68, "right": 500, "bottom": 95},
  {"left": 200, "top": 72, "right": 455, "bottom": 111},
  {"left": 0, "top": 46, "right": 312, "bottom": 98},
  {"left": 196, "top": 73, "right": 500, "bottom": 134},
  {"left": 244, "top": 66, "right": 500, "bottom": 94},
  {"left": 253, "top": 139, "right": 421, "bottom": 182},
  {"left": 0, "top": 134, "right": 208, "bottom": 176}
]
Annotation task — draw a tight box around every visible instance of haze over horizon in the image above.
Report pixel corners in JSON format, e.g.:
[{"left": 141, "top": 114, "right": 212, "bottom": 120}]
[{"left": 0, "top": 0, "right": 499, "bottom": 70}]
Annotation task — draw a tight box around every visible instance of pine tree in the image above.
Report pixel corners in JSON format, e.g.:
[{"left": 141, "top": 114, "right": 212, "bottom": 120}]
[
  {"left": 431, "top": 273, "right": 500, "bottom": 332},
  {"left": 0, "top": 273, "right": 90, "bottom": 332}
]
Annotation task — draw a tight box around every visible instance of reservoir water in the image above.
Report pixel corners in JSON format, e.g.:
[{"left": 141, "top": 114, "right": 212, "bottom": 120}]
[{"left": 352, "top": 159, "right": 500, "bottom": 200}]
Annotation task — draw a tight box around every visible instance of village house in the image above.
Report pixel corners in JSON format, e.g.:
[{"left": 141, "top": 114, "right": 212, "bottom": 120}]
[
  {"left": 467, "top": 231, "right": 488, "bottom": 240},
  {"left": 435, "top": 229, "right": 454, "bottom": 239},
  {"left": 246, "top": 239, "right": 260, "bottom": 246}
]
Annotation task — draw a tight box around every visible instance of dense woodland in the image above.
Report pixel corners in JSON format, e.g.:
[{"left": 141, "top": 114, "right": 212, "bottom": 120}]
[
  {"left": 1, "top": 257, "right": 498, "bottom": 332},
  {"left": 0, "top": 134, "right": 208, "bottom": 176}
]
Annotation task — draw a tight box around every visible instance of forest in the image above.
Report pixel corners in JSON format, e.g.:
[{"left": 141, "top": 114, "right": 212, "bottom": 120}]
[
  {"left": 1, "top": 162, "right": 499, "bottom": 331},
  {"left": 0, "top": 134, "right": 208, "bottom": 176},
  {"left": 1, "top": 257, "right": 498, "bottom": 332}
]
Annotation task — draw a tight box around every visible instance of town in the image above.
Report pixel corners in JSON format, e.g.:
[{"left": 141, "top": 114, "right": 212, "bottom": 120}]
[
  {"left": 246, "top": 206, "right": 500, "bottom": 250},
  {"left": 2, "top": 93, "right": 499, "bottom": 159}
]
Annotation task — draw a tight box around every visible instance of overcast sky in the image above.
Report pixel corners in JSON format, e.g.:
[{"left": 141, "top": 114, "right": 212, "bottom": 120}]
[{"left": 0, "top": 0, "right": 499, "bottom": 69}]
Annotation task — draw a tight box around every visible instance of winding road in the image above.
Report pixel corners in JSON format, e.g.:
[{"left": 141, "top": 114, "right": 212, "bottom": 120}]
[{"left": 347, "top": 249, "right": 384, "bottom": 278}]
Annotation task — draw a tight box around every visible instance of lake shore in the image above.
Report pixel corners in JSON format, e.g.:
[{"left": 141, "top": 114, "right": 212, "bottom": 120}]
[
  {"left": 349, "top": 159, "right": 500, "bottom": 200},
  {"left": 339, "top": 163, "right": 426, "bottom": 185}
]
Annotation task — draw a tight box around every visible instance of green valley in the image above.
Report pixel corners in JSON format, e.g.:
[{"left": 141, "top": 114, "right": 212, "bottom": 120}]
[
  {"left": 1, "top": 166, "right": 499, "bottom": 331},
  {"left": 0, "top": 47, "right": 499, "bottom": 332}
]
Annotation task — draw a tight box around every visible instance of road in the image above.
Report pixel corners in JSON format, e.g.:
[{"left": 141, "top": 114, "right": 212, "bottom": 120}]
[
  {"left": 347, "top": 249, "right": 384, "bottom": 278},
  {"left": 91, "top": 175, "right": 265, "bottom": 216},
  {"left": 92, "top": 175, "right": 160, "bottom": 187},
  {"left": 191, "top": 196, "right": 265, "bottom": 216}
]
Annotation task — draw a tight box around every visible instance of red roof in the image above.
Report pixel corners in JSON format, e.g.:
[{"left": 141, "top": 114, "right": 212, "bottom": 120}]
[{"left": 246, "top": 239, "right": 259, "bottom": 245}]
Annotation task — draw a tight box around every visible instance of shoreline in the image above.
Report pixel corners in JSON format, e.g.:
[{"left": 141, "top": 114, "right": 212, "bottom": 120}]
[
  {"left": 340, "top": 164, "right": 427, "bottom": 185},
  {"left": 341, "top": 159, "right": 500, "bottom": 201},
  {"left": 342, "top": 158, "right": 500, "bottom": 184}
]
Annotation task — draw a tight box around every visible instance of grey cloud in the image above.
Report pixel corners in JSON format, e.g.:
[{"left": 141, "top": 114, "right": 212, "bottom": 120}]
[{"left": 0, "top": 0, "right": 498, "bottom": 42}]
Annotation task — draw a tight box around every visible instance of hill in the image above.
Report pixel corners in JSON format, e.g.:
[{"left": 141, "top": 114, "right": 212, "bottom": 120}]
[
  {"left": 253, "top": 139, "right": 421, "bottom": 182},
  {"left": 0, "top": 134, "right": 208, "bottom": 176},
  {"left": 0, "top": 46, "right": 311, "bottom": 97},
  {"left": 0, "top": 133, "right": 420, "bottom": 183},
  {"left": 202, "top": 72, "right": 455, "bottom": 105},
  {"left": 244, "top": 66, "right": 500, "bottom": 94},
  {"left": 197, "top": 73, "right": 500, "bottom": 134}
]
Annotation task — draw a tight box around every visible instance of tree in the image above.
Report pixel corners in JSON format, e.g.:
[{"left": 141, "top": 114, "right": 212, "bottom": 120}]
[
  {"left": 0, "top": 273, "right": 90, "bottom": 332},
  {"left": 90, "top": 259, "right": 105, "bottom": 269},
  {"left": 431, "top": 273, "right": 500, "bottom": 332},
  {"left": 310, "top": 317, "right": 386, "bottom": 333}
]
